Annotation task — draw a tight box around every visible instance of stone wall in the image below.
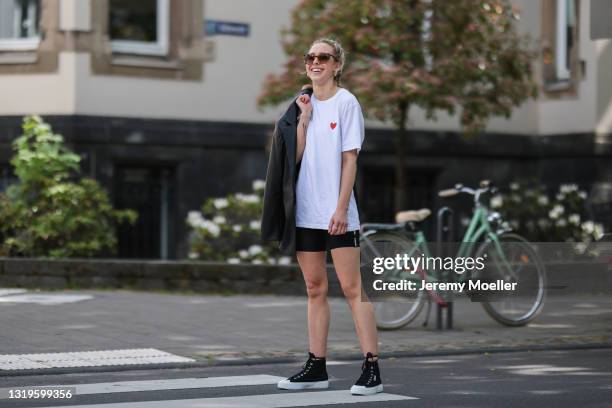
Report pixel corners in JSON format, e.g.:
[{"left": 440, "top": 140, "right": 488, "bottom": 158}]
[{"left": 0, "top": 257, "right": 310, "bottom": 295}]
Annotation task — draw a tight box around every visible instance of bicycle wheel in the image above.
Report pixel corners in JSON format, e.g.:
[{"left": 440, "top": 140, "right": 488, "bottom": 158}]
[
  {"left": 360, "top": 232, "right": 426, "bottom": 330},
  {"left": 475, "top": 233, "right": 546, "bottom": 326}
]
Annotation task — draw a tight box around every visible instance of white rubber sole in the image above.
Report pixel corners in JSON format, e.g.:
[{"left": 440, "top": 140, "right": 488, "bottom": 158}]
[
  {"left": 350, "top": 383, "right": 384, "bottom": 395},
  {"left": 277, "top": 379, "right": 329, "bottom": 390}
]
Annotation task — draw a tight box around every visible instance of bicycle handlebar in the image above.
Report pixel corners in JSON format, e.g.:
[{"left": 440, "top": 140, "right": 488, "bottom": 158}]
[
  {"left": 438, "top": 180, "right": 497, "bottom": 203},
  {"left": 438, "top": 188, "right": 459, "bottom": 198}
]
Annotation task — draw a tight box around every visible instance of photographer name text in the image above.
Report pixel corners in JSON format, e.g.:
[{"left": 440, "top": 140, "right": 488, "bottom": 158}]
[{"left": 372, "top": 279, "right": 517, "bottom": 292}]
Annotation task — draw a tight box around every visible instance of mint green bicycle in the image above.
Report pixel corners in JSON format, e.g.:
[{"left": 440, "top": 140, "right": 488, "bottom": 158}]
[{"left": 360, "top": 181, "right": 547, "bottom": 329}]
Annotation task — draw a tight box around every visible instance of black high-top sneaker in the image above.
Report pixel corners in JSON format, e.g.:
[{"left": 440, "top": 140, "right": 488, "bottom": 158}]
[
  {"left": 350, "top": 352, "right": 383, "bottom": 395},
  {"left": 277, "top": 352, "right": 329, "bottom": 390}
]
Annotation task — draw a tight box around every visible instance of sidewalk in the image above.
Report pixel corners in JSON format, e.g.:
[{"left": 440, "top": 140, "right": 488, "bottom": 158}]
[{"left": 1, "top": 288, "right": 611, "bottom": 376}]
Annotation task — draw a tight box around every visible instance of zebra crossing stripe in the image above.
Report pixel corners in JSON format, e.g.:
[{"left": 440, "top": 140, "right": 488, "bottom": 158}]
[
  {"left": 0, "top": 348, "right": 195, "bottom": 370},
  {"left": 0, "top": 293, "right": 93, "bottom": 305},
  {"left": 0, "top": 288, "right": 27, "bottom": 296},
  {"left": 0, "top": 375, "right": 285, "bottom": 398},
  {"left": 326, "top": 361, "right": 351, "bottom": 366},
  {"left": 36, "top": 390, "right": 417, "bottom": 408}
]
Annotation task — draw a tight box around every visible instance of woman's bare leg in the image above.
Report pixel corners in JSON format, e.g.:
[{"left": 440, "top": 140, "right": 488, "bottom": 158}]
[
  {"left": 331, "top": 246, "right": 379, "bottom": 358},
  {"left": 296, "top": 251, "right": 329, "bottom": 357}
]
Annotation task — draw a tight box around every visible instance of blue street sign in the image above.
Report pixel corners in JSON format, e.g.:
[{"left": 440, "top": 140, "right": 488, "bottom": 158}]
[{"left": 205, "top": 20, "right": 250, "bottom": 37}]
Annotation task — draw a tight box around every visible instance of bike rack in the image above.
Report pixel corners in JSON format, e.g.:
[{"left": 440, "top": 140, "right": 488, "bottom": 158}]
[{"left": 435, "top": 206, "right": 454, "bottom": 330}]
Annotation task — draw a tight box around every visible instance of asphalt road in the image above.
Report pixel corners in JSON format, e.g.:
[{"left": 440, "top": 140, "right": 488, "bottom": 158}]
[
  {"left": 1, "top": 348, "right": 611, "bottom": 408},
  {"left": 1, "top": 289, "right": 611, "bottom": 364}
]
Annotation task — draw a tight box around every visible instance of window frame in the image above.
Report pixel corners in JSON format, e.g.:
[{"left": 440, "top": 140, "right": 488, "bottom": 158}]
[
  {"left": 555, "top": 0, "right": 572, "bottom": 81},
  {"left": 0, "top": 37, "right": 40, "bottom": 51},
  {"left": 110, "top": 0, "right": 170, "bottom": 57},
  {"left": 0, "top": 0, "right": 41, "bottom": 51},
  {"left": 541, "top": 0, "right": 580, "bottom": 94}
]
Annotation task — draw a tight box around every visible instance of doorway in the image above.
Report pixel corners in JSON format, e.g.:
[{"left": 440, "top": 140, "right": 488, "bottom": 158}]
[{"left": 114, "top": 164, "right": 176, "bottom": 259}]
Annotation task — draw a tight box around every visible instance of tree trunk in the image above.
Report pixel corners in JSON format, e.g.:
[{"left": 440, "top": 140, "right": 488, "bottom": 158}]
[{"left": 394, "top": 102, "right": 409, "bottom": 214}]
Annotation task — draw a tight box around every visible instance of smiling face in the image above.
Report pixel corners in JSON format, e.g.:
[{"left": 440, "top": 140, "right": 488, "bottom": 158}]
[{"left": 305, "top": 42, "right": 341, "bottom": 86}]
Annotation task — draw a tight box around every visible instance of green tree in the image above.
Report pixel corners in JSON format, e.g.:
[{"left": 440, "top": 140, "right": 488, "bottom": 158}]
[
  {"left": 0, "top": 115, "right": 138, "bottom": 258},
  {"left": 257, "top": 0, "right": 538, "bottom": 211}
]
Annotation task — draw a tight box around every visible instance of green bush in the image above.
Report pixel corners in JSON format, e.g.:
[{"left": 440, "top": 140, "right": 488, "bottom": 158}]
[
  {"left": 489, "top": 181, "right": 604, "bottom": 244},
  {"left": 0, "top": 115, "right": 138, "bottom": 258},
  {"left": 186, "top": 180, "right": 291, "bottom": 265}
]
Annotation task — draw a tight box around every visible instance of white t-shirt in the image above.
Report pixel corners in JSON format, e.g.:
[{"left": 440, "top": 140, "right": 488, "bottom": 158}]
[{"left": 295, "top": 87, "right": 365, "bottom": 231}]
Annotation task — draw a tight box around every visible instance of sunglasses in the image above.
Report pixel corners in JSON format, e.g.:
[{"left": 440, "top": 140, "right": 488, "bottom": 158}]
[{"left": 303, "top": 52, "right": 338, "bottom": 65}]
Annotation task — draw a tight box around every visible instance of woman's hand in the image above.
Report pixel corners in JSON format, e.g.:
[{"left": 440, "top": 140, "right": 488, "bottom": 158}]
[
  {"left": 328, "top": 208, "right": 348, "bottom": 235},
  {"left": 296, "top": 94, "right": 312, "bottom": 120}
]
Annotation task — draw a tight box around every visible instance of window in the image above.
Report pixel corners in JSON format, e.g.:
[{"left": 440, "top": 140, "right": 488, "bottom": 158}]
[
  {"left": 0, "top": 0, "right": 41, "bottom": 50},
  {"left": 554, "top": 0, "right": 576, "bottom": 80},
  {"left": 542, "top": 0, "right": 579, "bottom": 92},
  {"left": 109, "top": 0, "right": 169, "bottom": 56}
]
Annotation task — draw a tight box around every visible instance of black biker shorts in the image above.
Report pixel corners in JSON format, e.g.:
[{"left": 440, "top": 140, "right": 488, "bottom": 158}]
[{"left": 296, "top": 227, "right": 360, "bottom": 252}]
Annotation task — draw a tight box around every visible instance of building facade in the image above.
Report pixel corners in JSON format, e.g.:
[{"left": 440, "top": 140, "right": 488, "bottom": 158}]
[{"left": 0, "top": 0, "right": 610, "bottom": 259}]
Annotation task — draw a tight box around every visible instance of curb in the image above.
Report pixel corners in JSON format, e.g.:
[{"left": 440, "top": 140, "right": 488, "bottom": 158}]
[{"left": 2, "top": 342, "right": 611, "bottom": 378}]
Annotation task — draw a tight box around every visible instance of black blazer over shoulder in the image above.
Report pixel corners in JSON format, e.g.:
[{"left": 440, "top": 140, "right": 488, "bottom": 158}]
[{"left": 260, "top": 88, "right": 312, "bottom": 255}]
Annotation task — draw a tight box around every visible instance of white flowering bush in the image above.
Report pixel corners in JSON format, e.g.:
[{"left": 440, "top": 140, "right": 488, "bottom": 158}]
[
  {"left": 489, "top": 181, "right": 605, "bottom": 243},
  {"left": 186, "top": 179, "right": 292, "bottom": 265}
]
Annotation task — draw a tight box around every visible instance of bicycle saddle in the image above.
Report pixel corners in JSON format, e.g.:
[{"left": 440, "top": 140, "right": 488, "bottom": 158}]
[{"left": 395, "top": 208, "right": 432, "bottom": 223}]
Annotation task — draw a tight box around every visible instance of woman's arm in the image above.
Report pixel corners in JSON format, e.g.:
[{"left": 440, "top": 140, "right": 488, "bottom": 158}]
[
  {"left": 329, "top": 149, "right": 358, "bottom": 235},
  {"left": 296, "top": 85, "right": 313, "bottom": 164},
  {"left": 296, "top": 112, "right": 310, "bottom": 164}
]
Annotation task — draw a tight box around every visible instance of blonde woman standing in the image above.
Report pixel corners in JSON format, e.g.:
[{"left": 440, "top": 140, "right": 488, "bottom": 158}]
[{"left": 262, "top": 38, "right": 382, "bottom": 396}]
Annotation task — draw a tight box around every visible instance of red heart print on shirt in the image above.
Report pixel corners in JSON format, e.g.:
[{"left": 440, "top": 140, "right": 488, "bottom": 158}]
[{"left": 330, "top": 122, "right": 337, "bottom": 130}]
